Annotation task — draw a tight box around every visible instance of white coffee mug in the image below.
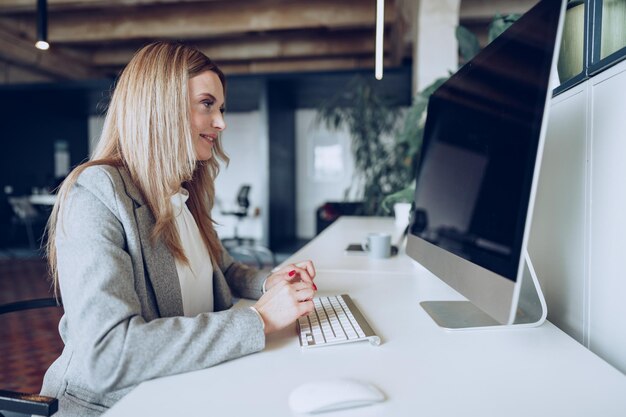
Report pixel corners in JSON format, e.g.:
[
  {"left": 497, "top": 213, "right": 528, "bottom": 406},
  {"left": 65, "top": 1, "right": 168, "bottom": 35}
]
[{"left": 363, "top": 233, "right": 392, "bottom": 259}]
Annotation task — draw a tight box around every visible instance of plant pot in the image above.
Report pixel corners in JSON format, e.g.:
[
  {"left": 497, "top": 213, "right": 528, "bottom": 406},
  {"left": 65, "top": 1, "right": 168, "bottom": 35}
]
[{"left": 393, "top": 202, "right": 411, "bottom": 230}]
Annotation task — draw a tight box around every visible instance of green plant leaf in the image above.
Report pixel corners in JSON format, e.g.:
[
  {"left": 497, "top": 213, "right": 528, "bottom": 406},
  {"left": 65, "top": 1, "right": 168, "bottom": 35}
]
[
  {"left": 488, "top": 13, "right": 521, "bottom": 43},
  {"left": 456, "top": 25, "right": 481, "bottom": 63},
  {"left": 381, "top": 183, "right": 415, "bottom": 214}
]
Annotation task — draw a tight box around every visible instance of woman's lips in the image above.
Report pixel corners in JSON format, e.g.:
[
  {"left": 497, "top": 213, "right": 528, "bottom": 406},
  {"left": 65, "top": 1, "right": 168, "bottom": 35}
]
[{"left": 200, "top": 133, "right": 216, "bottom": 143}]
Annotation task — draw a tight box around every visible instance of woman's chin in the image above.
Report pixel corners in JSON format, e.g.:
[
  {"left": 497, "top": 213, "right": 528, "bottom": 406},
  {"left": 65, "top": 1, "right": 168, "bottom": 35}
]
[{"left": 194, "top": 148, "right": 213, "bottom": 161}]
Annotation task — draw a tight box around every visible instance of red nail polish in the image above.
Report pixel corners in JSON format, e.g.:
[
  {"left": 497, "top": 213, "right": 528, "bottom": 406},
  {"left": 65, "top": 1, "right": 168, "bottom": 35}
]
[
  {"left": 289, "top": 270, "right": 296, "bottom": 277},
  {"left": 313, "top": 283, "right": 318, "bottom": 291}
]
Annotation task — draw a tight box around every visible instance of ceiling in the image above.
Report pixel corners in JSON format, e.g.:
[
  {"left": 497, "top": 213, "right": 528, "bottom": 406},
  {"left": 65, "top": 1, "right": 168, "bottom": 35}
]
[{"left": 0, "top": 0, "right": 536, "bottom": 84}]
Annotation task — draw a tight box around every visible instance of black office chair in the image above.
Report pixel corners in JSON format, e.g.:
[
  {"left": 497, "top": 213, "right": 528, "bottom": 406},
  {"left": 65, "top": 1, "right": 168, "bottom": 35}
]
[
  {"left": 220, "top": 185, "right": 276, "bottom": 269},
  {"left": 220, "top": 185, "right": 252, "bottom": 246},
  {"left": 0, "top": 298, "right": 62, "bottom": 417}
]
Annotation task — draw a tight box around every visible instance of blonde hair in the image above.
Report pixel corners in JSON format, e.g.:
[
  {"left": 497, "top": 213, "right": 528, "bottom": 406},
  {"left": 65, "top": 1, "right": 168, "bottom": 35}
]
[{"left": 46, "top": 41, "right": 229, "bottom": 294}]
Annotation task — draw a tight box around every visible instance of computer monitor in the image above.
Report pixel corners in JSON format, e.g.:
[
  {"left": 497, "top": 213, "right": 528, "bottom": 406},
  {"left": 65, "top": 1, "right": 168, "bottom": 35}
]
[{"left": 406, "top": 0, "right": 566, "bottom": 329}]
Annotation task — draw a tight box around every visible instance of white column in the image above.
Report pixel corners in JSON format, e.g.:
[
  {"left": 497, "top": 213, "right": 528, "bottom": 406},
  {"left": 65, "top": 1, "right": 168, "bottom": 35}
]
[{"left": 412, "top": 0, "right": 460, "bottom": 94}]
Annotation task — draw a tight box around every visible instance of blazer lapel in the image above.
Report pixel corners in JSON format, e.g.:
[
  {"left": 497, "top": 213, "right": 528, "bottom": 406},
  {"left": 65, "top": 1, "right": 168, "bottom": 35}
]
[{"left": 118, "top": 168, "right": 184, "bottom": 318}]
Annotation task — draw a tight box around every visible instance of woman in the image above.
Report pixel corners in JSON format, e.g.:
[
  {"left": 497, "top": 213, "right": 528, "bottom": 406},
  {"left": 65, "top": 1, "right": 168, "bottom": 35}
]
[{"left": 41, "top": 41, "right": 317, "bottom": 416}]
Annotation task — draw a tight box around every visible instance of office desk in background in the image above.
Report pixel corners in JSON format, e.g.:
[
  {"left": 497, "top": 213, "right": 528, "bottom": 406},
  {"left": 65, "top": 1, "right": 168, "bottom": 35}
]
[
  {"left": 103, "top": 217, "right": 626, "bottom": 417},
  {"left": 28, "top": 194, "right": 56, "bottom": 206}
]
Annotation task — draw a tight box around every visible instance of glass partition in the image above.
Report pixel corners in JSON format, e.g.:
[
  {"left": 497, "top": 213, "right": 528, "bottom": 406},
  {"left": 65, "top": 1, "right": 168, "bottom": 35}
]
[
  {"left": 589, "top": 0, "right": 626, "bottom": 74},
  {"left": 600, "top": 0, "right": 626, "bottom": 59},
  {"left": 555, "top": 0, "right": 626, "bottom": 94},
  {"left": 558, "top": 1, "right": 586, "bottom": 82}
]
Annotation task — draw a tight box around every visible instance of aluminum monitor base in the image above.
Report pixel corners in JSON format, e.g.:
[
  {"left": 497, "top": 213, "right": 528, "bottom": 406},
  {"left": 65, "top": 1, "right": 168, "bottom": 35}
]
[{"left": 420, "top": 251, "right": 547, "bottom": 330}]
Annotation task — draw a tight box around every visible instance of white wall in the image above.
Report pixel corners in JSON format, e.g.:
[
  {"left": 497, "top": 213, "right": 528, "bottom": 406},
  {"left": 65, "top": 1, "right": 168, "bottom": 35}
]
[
  {"left": 88, "top": 116, "right": 105, "bottom": 157},
  {"left": 213, "top": 111, "right": 267, "bottom": 243},
  {"left": 411, "top": 0, "right": 460, "bottom": 93},
  {"left": 587, "top": 62, "right": 626, "bottom": 373},
  {"left": 295, "top": 109, "right": 356, "bottom": 239},
  {"left": 529, "top": 84, "right": 588, "bottom": 344},
  {"left": 529, "top": 59, "right": 626, "bottom": 373}
]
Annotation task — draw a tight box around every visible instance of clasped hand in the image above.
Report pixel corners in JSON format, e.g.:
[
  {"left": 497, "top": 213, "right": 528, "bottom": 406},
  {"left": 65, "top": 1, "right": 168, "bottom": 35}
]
[{"left": 253, "top": 260, "right": 317, "bottom": 334}]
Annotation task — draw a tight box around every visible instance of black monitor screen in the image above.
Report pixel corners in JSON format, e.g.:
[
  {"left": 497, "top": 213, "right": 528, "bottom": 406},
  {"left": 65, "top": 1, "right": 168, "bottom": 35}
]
[{"left": 409, "top": 0, "right": 562, "bottom": 281}]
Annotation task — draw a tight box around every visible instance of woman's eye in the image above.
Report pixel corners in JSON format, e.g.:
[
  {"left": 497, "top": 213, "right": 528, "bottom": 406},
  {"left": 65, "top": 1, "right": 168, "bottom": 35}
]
[
  {"left": 220, "top": 107, "right": 225, "bottom": 114},
  {"left": 202, "top": 100, "right": 214, "bottom": 109}
]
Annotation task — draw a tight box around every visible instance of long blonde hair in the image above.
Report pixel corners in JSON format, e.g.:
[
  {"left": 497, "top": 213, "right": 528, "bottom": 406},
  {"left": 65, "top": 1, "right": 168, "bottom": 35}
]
[{"left": 46, "top": 41, "right": 229, "bottom": 294}]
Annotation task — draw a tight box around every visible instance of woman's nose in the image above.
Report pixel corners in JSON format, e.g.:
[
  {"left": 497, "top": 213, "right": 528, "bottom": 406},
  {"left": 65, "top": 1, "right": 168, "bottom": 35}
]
[{"left": 213, "top": 113, "right": 226, "bottom": 131}]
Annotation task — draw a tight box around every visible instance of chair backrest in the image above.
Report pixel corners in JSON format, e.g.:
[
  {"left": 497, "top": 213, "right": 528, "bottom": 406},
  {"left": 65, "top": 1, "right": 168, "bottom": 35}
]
[
  {"left": 236, "top": 185, "right": 251, "bottom": 211},
  {"left": 0, "top": 298, "right": 62, "bottom": 417}
]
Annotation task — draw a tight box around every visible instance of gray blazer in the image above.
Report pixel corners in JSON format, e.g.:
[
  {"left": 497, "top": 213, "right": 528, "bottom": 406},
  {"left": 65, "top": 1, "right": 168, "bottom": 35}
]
[{"left": 40, "top": 165, "right": 266, "bottom": 417}]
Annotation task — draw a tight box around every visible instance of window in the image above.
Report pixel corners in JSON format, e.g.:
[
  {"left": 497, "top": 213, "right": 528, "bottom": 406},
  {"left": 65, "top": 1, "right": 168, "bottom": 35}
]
[
  {"left": 555, "top": 0, "right": 626, "bottom": 94},
  {"left": 557, "top": 1, "right": 586, "bottom": 83},
  {"left": 591, "top": 0, "right": 626, "bottom": 73}
]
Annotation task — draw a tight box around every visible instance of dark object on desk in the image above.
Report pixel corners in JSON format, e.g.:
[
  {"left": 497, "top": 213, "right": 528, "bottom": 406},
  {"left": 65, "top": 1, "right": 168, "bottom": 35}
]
[
  {"left": 0, "top": 298, "right": 62, "bottom": 416},
  {"left": 345, "top": 226, "right": 406, "bottom": 256},
  {"left": 316, "top": 202, "right": 365, "bottom": 235},
  {"left": 345, "top": 243, "right": 399, "bottom": 256}
]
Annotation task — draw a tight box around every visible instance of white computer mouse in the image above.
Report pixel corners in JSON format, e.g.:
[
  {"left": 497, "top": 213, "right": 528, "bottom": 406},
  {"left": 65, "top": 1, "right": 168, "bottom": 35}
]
[{"left": 288, "top": 378, "right": 385, "bottom": 414}]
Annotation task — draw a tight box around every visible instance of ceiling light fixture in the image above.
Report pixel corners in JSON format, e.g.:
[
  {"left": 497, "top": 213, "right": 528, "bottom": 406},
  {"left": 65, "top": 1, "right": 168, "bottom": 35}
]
[
  {"left": 375, "top": 0, "right": 384, "bottom": 80},
  {"left": 35, "top": 0, "right": 49, "bottom": 50}
]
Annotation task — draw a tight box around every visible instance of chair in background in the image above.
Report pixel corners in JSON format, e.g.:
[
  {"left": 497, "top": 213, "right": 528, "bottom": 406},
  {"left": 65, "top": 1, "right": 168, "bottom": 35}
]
[
  {"left": 7, "top": 197, "right": 44, "bottom": 250},
  {"left": 220, "top": 185, "right": 252, "bottom": 247},
  {"left": 220, "top": 185, "right": 276, "bottom": 270},
  {"left": 0, "top": 298, "right": 62, "bottom": 417}
]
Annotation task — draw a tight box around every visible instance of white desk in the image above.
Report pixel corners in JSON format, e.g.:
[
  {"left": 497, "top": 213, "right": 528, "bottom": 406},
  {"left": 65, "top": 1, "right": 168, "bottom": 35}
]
[
  {"left": 104, "top": 217, "right": 626, "bottom": 417},
  {"left": 289, "top": 217, "right": 417, "bottom": 274},
  {"left": 28, "top": 194, "right": 56, "bottom": 206}
]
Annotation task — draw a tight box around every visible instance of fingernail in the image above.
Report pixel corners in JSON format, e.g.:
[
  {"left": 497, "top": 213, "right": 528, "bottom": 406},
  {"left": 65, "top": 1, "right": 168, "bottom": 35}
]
[
  {"left": 313, "top": 283, "right": 318, "bottom": 291},
  {"left": 289, "top": 270, "right": 296, "bottom": 277}
]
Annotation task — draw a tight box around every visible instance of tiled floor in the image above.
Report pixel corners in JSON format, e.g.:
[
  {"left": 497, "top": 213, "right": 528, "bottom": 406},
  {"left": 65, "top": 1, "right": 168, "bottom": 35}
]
[{"left": 0, "top": 257, "right": 64, "bottom": 394}]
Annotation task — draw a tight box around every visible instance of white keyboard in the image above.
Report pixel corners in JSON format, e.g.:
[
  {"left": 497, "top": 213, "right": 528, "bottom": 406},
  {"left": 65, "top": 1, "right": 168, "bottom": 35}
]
[{"left": 297, "top": 294, "right": 381, "bottom": 348}]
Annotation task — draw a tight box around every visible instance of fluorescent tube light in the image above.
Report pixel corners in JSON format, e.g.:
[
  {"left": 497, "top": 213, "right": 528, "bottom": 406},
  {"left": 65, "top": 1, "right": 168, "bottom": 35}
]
[{"left": 375, "top": 0, "right": 385, "bottom": 80}]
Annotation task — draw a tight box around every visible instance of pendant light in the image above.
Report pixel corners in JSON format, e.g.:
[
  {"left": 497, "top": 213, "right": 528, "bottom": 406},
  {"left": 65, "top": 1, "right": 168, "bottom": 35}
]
[{"left": 35, "top": 0, "right": 49, "bottom": 50}]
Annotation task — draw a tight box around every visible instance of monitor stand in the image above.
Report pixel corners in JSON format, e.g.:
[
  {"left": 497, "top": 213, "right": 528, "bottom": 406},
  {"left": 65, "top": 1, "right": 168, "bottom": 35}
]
[{"left": 420, "top": 250, "right": 547, "bottom": 330}]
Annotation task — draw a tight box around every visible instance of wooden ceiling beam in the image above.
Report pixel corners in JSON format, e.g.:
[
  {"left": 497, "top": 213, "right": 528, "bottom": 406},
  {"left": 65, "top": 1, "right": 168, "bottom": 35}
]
[
  {"left": 91, "top": 31, "right": 383, "bottom": 66},
  {"left": 389, "top": 6, "right": 409, "bottom": 66},
  {"left": 460, "top": 0, "right": 537, "bottom": 23},
  {"left": 0, "top": 0, "right": 227, "bottom": 13},
  {"left": 0, "top": 24, "right": 101, "bottom": 80},
  {"left": 218, "top": 56, "right": 394, "bottom": 75},
  {"left": 97, "top": 55, "right": 396, "bottom": 77},
  {"left": 6, "top": 0, "right": 396, "bottom": 44}
]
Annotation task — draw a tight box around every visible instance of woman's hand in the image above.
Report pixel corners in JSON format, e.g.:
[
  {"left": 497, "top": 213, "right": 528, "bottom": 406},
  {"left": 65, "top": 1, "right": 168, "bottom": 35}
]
[
  {"left": 253, "top": 279, "right": 315, "bottom": 334},
  {"left": 264, "top": 260, "right": 317, "bottom": 292}
]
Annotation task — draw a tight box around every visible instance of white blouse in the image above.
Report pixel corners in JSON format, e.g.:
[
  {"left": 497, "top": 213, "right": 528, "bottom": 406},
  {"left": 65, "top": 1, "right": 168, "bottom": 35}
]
[{"left": 170, "top": 188, "right": 214, "bottom": 317}]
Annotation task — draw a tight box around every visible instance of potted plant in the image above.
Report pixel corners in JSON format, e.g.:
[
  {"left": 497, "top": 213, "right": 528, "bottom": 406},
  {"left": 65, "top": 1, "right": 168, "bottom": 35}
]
[
  {"left": 380, "top": 76, "right": 447, "bottom": 227},
  {"left": 316, "top": 76, "right": 403, "bottom": 215},
  {"left": 381, "top": 14, "right": 521, "bottom": 227}
]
